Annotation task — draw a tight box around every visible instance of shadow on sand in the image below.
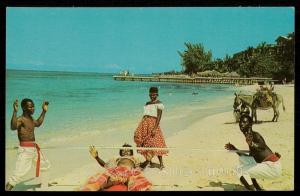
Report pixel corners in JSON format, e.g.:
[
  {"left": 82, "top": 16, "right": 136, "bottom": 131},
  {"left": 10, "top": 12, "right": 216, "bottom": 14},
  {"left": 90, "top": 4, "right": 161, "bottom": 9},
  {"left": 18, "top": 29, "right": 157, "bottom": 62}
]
[
  {"left": 224, "top": 120, "right": 275, "bottom": 125},
  {"left": 224, "top": 121, "right": 238, "bottom": 124},
  {"left": 13, "top": 178, "right": 41, "bottom": 191},
  {"left": 254, "top": 120, "right": 275, "bottom": 124},
  {"left": 209, "top": 181, "right": 248, "bottom": 191}
]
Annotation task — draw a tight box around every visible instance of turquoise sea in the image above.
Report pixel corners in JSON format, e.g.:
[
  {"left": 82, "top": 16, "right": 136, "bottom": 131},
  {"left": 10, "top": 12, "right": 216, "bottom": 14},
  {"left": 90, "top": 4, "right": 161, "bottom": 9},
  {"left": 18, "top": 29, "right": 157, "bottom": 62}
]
[{"left": 6, "top": 69, "right": 238, "bottom": 148}]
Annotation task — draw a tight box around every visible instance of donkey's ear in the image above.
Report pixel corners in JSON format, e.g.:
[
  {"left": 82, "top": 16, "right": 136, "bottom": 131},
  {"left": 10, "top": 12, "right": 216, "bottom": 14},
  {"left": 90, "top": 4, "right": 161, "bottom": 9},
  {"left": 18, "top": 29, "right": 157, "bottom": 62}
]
[{"left": 234, "top": 92, "right": 237, "bottom": 96}]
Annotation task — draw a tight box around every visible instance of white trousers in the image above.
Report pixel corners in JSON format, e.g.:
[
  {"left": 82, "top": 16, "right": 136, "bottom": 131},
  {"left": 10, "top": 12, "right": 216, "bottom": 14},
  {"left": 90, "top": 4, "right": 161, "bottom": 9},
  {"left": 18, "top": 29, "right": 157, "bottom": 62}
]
[
  {"left": 236, "top": 155, "right": 282, "bottom": 183},
  {"left": 8, "top": 146, "right": 50, "bottom": 186}
]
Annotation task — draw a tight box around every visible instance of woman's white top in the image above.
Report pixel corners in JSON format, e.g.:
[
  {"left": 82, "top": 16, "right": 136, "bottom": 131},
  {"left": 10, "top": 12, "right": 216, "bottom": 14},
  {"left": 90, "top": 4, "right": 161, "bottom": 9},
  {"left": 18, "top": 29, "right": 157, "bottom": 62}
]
[{"left": 143, "top": 103, "right": 164, "bottom": 117}]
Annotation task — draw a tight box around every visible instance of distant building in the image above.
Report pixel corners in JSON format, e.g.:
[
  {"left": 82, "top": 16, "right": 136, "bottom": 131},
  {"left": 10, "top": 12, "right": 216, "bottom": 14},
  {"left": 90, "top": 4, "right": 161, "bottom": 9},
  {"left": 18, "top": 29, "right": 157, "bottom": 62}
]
[
  {"left": 233, "top": 35, "right": 293, "bottom": 62},
  {"left": 276, "top": 36, "right": 292, "bottom": 46},
  {"left": 119, "top": 70, "right": 130, "bottom": 76}
]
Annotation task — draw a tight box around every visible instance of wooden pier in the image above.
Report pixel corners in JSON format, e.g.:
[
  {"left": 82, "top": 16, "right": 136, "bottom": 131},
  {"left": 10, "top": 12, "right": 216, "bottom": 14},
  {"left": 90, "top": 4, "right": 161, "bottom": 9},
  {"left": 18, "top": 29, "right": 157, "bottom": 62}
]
[{"left": 113, "top": 75, "right": 277, "bottom": 85}]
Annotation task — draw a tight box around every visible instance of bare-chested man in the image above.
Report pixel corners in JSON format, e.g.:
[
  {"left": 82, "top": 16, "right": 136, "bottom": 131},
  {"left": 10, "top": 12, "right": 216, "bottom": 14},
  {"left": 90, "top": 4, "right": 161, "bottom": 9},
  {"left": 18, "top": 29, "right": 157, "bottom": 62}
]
[
  {"left": 6, "top": 98, "right": 49, "bottom": 191},
  {"left": 225, "top": 115, "right": 282, "bottom": 191}
]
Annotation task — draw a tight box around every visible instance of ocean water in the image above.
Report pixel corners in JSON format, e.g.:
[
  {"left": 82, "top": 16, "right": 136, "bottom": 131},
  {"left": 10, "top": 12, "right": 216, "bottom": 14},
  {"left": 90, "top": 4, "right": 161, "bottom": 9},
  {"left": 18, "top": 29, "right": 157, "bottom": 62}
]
[{"left": 6, "top": 69, "right": 238, "bottom": 148}]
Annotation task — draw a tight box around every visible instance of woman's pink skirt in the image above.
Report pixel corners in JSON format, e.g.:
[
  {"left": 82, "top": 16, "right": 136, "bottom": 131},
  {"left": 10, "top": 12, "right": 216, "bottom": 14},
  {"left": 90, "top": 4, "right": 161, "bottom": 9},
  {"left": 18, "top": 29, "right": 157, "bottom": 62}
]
[{"left": 134, "top": 116, "right": 168, "bottom": 157}]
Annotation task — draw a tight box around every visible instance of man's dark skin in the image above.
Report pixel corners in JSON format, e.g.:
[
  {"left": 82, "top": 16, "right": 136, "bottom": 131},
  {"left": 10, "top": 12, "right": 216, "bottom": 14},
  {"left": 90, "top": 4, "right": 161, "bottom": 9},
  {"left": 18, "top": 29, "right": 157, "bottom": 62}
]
[
  {"left": 11, "top": 99, "right": 48, "bottom": 142},
  {"left": 6, "top": 99, "right": 48, "bottom": 191},
  {"left": 89, "top": 145, "right": 136, "bottom": 190},
  {"left": 89, "top": 145, "right": 135, "bottom": 168},
  {"left": 224, "top": 115, "right": 280, "bottom": 191}
]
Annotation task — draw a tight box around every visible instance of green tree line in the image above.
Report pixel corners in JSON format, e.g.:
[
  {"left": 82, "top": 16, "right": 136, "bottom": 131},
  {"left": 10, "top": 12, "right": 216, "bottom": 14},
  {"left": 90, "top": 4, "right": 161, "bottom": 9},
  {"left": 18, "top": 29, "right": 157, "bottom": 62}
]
[{"left": 177, "top": 32, "right": 294, "bottom": 82}]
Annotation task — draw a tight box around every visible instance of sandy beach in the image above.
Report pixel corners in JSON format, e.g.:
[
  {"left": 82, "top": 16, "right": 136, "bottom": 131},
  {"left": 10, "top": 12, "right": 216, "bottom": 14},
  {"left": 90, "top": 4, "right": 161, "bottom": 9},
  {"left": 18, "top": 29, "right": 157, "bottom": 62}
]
[{"left": 6, "top": 84, "right": 294, "bottom": 191}]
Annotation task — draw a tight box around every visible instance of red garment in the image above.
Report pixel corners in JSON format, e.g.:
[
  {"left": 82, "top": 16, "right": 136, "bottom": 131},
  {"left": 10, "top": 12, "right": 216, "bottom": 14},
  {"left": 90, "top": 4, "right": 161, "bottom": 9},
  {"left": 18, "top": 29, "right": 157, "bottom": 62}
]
[
  {"left": 134, "top": 116, "right": 168, "bottom": 157},
  {"left": 80, "top": 166, "right": 152, "bottom": 191},
  {"left": 104, "top": 184, "right": 128, "bottom": 191},
  {"left": 20, "top": 141, "right": 41, "bottom": 177},
  {"left": 263, "top": 153, "right": 280, "bottom": 162}
]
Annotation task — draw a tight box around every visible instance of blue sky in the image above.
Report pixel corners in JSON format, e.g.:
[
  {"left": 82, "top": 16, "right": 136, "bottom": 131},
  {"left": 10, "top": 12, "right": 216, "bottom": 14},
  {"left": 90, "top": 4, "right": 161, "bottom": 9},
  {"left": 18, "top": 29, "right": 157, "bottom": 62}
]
[{"left": 6, "top": 7, "right": 294, "bottom": 74}]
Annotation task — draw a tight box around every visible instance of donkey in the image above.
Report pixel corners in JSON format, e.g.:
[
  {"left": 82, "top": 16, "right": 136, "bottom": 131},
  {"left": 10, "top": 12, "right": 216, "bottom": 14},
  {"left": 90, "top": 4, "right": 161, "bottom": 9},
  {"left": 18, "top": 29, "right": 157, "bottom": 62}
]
[{"left": 233, "top": 92, "right": 285, "bottom": 123}]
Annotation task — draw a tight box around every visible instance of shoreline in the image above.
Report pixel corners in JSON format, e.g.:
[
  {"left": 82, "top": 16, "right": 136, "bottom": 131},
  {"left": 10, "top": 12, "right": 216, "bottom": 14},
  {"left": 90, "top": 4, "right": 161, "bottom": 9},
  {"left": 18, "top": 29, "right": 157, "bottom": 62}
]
[
  {"left": 6, "top": 84, "right": 294, "bottom": 191},
  {"left": 5, "top": 83, "right": 236, "bottom": 149}
]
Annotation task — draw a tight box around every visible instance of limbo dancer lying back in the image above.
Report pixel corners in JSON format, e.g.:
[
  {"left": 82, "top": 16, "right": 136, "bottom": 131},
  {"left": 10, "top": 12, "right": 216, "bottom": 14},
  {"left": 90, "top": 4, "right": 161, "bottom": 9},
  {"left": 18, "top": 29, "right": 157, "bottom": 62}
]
[{"left": 80, "top": 144, "right": 152, "bottom": 191}]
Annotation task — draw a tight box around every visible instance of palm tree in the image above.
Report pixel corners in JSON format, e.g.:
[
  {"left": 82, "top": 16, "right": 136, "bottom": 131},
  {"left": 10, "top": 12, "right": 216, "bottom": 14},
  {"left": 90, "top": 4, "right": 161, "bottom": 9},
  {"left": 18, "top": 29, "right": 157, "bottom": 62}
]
[
  {"left": 257, "top": 42, "right": 267, "bottom": 55},
  {"left": 178, "top": 42, "right": 212, "bottom": 75}
]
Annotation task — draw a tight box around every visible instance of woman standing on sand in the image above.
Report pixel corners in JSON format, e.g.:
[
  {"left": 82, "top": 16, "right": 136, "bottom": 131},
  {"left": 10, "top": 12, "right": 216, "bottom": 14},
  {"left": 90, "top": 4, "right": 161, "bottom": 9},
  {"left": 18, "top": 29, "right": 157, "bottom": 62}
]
[{"left": 134, "top": 87, "right": 168, "bottom": 170}]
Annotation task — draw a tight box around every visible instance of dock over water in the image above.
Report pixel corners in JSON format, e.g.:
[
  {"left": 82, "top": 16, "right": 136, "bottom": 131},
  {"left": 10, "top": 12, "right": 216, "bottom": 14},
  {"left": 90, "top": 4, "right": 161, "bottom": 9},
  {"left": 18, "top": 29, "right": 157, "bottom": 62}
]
[{"left": 113, "top": 75, "right": 277, "bottom": 85}]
